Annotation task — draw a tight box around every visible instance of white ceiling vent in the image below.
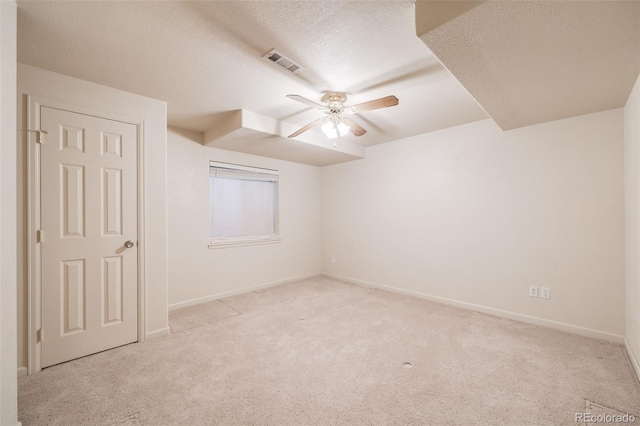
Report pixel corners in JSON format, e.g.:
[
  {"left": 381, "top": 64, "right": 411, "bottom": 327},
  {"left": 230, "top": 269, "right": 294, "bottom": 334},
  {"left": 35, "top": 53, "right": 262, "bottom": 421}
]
[{"left": 263, "top": 49, "right": 304, "bottom": 73}]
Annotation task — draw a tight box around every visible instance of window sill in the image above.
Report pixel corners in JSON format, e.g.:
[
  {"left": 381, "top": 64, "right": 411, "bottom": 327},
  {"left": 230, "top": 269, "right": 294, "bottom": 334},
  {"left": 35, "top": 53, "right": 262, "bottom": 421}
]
[{"left": 208, "top": 236, "right": 282, "bottom": 249}]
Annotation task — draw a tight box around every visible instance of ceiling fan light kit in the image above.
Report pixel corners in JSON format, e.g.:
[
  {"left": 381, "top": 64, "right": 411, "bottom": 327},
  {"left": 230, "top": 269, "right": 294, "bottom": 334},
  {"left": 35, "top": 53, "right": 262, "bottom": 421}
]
[
  {"left": 321, "top": 116, "right": 350, "bottom": 139},
  {"left": 286, "top": 92, "right": 399, "bottom": 142}
]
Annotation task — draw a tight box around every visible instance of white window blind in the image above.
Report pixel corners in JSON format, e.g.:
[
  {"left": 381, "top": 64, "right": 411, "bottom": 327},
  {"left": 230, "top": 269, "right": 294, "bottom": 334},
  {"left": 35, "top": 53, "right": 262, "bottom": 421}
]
[{"left": 209, "top": 162, "right": 279, "bottom": 245}]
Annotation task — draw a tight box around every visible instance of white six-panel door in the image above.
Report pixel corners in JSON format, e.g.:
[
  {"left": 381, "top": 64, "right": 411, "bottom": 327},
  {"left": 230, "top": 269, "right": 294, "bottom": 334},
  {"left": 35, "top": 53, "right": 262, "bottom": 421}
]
[{"left": 40, "top": 106, "right": 138, "bottom": 368}]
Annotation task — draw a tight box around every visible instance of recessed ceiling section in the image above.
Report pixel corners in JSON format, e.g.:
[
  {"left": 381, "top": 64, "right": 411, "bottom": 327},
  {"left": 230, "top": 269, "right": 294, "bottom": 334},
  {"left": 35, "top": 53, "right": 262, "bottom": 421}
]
[
  {"left": 416, "top": 1, "right": 640, "bottom": 131},
  {"left": 204, "top": 110, "right": 364, "bottom": 167},
  {"left": 16, "top": 1, "right": 488, "bottom": 166}
]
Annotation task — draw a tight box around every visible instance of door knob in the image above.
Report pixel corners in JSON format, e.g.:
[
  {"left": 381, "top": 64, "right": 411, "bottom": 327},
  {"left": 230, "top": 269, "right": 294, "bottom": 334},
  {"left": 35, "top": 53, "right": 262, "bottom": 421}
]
[{"left": 124, "top": 240, "right": 135, "bottom": 248}]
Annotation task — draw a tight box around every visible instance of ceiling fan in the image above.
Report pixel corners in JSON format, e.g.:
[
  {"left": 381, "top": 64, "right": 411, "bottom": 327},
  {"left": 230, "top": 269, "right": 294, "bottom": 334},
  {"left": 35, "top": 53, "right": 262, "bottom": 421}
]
[{"left": 286, "top": 92, "right": 399, "bottom": 140}]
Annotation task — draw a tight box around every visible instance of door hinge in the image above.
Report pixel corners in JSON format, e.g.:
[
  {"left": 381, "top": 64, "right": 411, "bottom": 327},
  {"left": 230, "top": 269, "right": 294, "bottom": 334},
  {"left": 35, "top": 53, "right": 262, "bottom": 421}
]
[
  {"left": 37, "top": 230, "right": 45, "bottom": 243},
  {"left": 28, "top": 130, "right": 49, "bottom": 144},
  {"left": 37, "top": 329, "right": 44, "bottom": 342},
  {"left": 36, "top": 130, "right": 48, "bottom": 144}
]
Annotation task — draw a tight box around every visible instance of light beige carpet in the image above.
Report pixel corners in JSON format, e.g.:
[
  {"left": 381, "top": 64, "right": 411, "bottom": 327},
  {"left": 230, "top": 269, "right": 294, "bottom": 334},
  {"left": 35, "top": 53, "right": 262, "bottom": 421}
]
[{"left": 18, "top": 276, "right": 640, "bottom": 425}]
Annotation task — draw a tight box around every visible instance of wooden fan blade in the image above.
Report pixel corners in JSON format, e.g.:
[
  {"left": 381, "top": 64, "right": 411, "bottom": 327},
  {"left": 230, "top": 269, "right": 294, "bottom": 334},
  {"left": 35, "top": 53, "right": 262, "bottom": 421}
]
[
  {"left": 342, "top": 117, "right": 367, "bottom": 137},
  {"left": 288, "top": 118, "right": 322, "bottom": 138},
  {"left": 345, "top": 95, "right": 399, "bottom": 113},
  {"left": 286, "top": 94, "right": 325, "bottom": 110}
]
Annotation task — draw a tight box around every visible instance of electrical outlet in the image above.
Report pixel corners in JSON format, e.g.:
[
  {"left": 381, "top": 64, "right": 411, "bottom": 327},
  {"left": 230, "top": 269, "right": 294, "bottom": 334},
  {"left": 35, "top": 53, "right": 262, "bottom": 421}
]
[
  {"left": 541, "top": 287, "right": 550, "bottom": 299},
  {"left": 529, "top": 286, "right": 538, "bottom": 297},
  {"left": 331, "top": 256, "right": 336, "bottom": 264}
]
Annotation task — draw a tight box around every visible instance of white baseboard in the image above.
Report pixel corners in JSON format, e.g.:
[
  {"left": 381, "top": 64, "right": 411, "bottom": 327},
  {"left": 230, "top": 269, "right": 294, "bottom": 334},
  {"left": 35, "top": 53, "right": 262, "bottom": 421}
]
[
  {"left": 624, "top": 338, "right": 640, "bottom": 383},
  {"left": 145, "top": 327, "right": 170, "bottom": 340},
  {"left": 168, "top": 272, "right": 323, "bottom": 311},
  {"left": 323, "top": 273, "right": 624, "bottom": 344},
  {"left": 17, "top": 367, "right": 27, "bottom": 378}
]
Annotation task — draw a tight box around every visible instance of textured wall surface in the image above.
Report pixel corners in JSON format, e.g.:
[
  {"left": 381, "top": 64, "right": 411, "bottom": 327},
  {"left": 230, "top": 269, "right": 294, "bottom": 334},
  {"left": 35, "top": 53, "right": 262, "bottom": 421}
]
[
  {"left": 167, "top": 128, "right": 322, "bottom": 307},
  {"left": 323, "top": 110, "right": 625, "bottom": 338},
  {"left": 1, "top": 2, "right": 18, "bottom": 424},
  {"left": 16, "top": 64, "right": 169, "bottom": 370},
  {"left": 625, "top": 73, "right": 640, "bottom": 376}
]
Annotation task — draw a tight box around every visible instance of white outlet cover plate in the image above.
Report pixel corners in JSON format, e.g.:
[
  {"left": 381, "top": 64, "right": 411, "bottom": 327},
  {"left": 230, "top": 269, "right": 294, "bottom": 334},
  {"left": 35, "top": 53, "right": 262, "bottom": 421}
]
[
  {"left": 529, "top": 286, "right": 538, "bottom": 297},
  {"left": 541, "top": 287, "right": 550, "bottom": 299}
]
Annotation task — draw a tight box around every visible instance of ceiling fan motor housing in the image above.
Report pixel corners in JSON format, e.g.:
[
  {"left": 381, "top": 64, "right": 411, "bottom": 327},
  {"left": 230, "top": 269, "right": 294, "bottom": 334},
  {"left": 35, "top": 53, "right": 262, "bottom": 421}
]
[
  {"left": 321, "top": 92, "right": 347, "bottom": 103},
  {"left": 322, "top": 92, "right": 347, "bottom": 113}
]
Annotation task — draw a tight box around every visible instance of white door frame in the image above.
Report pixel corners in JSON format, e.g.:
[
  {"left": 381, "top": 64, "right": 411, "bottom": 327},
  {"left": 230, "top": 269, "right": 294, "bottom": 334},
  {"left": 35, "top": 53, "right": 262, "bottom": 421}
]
[{"left": 26, "top": 95, "right": 147, "bottom": 374}]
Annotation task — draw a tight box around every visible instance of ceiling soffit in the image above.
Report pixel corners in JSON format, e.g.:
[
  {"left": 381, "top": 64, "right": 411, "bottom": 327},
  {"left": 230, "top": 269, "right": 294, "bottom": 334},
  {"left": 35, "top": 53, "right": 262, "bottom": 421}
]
[
  {"left": 204, "top": 109, "right": 364, "bottom": 167},
  {"left": 416, "top": 0, "right": 640, "bottom": 130}
]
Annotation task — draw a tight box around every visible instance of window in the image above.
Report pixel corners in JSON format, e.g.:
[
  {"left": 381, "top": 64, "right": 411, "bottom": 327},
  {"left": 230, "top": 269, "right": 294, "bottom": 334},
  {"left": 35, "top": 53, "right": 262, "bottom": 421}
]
[{"left": 209, "top": 161, "right": 280, "bottom": 248}]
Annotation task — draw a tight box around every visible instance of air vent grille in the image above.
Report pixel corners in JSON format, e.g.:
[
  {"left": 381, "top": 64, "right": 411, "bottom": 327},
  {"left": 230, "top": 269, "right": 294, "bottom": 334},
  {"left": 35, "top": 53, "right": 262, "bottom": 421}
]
[{"left": 263, "top": 49, "right": 304, "bottom": 73}]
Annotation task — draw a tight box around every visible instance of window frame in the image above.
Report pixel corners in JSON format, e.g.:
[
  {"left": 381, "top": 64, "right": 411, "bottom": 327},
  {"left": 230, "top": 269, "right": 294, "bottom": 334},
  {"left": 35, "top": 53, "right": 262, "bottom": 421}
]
[{"left": 208, "top": 161, "right": 281, "bottom": 249}]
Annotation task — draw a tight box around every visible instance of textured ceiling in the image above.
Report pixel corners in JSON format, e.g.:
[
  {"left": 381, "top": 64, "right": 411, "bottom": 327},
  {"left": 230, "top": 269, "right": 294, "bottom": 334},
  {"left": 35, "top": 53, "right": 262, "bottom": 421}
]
[
  {"left": 16, "top": 0, "right": 488, "bottom": 165},
  {"left": 417, "top": 0, "right": 640, "bottom": 130},
  {"left": 18, "top": 1, "right": 636, "bottom": 164}
]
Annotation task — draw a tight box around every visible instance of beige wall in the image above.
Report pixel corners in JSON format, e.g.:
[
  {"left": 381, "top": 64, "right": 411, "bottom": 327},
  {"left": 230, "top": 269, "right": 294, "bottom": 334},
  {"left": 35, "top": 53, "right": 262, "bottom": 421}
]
[
  {"left": 17, "top": 64, "right": 170, "bottom": 371},
  {"left": 10, "top": 65, "right": 633, "bottom": 384},
  {"left": 1, "top": 1, "right": 18, "bottom": 424},
  {"left": 625, "top": 73, "right": 640, "bottom": 378},
  {"left": 167, "top": 128, "right": 322, "bottom": 308},
  {"left": 322, "top": 110, "right": 625, "bottom": 341}
]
